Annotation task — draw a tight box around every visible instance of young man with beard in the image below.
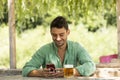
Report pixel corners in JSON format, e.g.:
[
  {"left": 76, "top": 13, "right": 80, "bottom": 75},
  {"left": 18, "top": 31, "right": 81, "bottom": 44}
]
[{"left": 22, "top": 16, "right": 96, "bottom": 77}]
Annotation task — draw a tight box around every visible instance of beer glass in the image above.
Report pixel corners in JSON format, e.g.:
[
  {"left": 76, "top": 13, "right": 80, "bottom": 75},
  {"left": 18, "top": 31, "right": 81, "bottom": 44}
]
[{"left": 64, "top": 64, "right": 73, "bottom": 78}]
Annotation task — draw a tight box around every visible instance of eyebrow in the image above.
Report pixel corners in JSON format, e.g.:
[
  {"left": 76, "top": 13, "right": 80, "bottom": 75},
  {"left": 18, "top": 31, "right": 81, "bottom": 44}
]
[{"left": 51, "top": 32, "right": 64, "bottom": 35}]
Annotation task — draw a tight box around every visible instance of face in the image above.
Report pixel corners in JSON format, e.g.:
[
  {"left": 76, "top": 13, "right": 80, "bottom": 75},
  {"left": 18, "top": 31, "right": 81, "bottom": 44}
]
[{"left": 50, "top": 27, "right": 70, "bottom": 48}]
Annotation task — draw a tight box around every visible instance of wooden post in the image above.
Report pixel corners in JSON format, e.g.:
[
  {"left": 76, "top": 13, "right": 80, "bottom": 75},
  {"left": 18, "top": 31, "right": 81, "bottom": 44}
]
[
  {"left": 8, "top": 0, "right": 16, "bottom": 69},
  {"left": 117, "top": 0, "right": 120, "bottom": 58}
]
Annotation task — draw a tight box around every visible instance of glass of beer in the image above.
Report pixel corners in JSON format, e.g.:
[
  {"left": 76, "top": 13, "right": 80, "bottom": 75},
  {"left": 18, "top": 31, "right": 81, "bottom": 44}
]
[{"left": 64, "top": 64, "right": 74, "bottom": 78}]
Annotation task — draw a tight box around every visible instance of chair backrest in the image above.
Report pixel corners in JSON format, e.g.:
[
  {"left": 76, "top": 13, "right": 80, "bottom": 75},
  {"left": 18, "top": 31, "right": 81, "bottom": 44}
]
[{"left": 99, "top": 54, "right": 118, "bottom": 63}]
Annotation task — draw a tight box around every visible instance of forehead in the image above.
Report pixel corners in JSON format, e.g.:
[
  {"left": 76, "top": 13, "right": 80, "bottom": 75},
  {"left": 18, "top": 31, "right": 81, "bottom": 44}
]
[{"left": 50, "top": 27, "right": 67, "bottom": 34}]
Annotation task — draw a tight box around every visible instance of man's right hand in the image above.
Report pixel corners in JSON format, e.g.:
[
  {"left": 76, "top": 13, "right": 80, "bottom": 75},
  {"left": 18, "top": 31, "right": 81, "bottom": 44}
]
[{"left": 28, "top": 68, "right": 64, "bottom": 78}]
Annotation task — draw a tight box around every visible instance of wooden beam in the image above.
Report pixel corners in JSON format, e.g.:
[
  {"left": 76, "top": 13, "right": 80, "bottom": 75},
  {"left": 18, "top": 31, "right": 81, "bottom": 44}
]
[
  {"left": 8, "top": 0, "right": 16, "bottom": 69},
  {"left": 117, "top": 0, "right": 120, "bottom": 58}
]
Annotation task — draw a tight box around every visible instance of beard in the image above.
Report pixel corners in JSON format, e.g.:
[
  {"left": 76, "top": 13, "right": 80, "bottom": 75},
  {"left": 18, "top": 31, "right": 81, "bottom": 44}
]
[{"left": 54, "top": 40, "right": 65, "bottom": 47}]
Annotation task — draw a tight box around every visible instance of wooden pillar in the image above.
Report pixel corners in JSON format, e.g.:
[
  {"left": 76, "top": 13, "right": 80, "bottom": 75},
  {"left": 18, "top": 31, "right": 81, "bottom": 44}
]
[
  {"left": 117, "top": 0, "right": 120, "bottom": 58},
  {"left": 8, "top": 0, "right": 16, "bottom": 69}
]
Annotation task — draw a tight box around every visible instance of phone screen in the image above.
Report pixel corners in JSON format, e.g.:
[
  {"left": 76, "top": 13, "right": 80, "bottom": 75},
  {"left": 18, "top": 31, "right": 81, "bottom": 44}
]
[{"left": 46, "top": 63, "right": 56, "bottom": 72}]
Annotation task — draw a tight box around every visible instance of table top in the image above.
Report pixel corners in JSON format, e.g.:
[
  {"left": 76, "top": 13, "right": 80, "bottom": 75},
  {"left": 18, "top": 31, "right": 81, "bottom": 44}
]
[
  {"left": 0, "top": 75, "right": 120, "bottom": 80},
  {"left": 1, "top": 68, "right": 120, "bottom": 80}
]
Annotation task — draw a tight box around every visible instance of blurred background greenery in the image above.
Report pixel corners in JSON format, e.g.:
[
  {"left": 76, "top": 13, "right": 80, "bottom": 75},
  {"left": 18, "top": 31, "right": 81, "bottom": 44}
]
[{"left": 0, "top": 0, "right": 117, "bottom": 69}]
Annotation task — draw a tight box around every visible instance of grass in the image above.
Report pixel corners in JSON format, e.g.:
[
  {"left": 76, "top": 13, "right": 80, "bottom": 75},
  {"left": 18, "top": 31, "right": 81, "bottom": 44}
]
[{"left": 0, "top": 24, "right": 117, "bottom": 69}]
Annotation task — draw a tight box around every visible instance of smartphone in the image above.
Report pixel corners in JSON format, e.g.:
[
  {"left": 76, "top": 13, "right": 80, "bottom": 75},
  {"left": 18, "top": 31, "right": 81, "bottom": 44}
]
[{"left": 46, "top": 63, "right": 55, "bottom": 72}]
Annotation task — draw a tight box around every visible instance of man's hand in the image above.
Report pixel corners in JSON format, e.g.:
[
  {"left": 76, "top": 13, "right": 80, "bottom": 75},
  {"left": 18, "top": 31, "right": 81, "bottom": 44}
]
[
  {"left": 28, "top": 68, "right": 64, "bottom": 78},
  {"left": 53, "top": 68, "right": 64, "bottom": 77},
  {"left": 74, "top": 68, "right": 81, "bottom": 76}
]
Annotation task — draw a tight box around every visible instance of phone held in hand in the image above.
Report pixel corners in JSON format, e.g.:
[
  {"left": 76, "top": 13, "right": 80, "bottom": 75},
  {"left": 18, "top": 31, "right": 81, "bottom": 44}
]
[{"left": 46, "top": 63, "right": 56, "bottom": 72}]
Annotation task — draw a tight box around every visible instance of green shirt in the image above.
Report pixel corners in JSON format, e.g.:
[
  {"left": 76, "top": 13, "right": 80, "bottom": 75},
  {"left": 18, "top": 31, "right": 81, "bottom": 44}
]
[{"left": 22, "top": 40, "right": 96, "bottom": 76}]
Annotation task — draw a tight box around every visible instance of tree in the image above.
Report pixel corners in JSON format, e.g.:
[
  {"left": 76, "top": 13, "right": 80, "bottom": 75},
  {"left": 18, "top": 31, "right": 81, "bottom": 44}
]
[
  {"left": 0, "top": 0, "right": 116, "bottom": 32},
  {"left": 14, "top": 0, "right": 116, "bottom": 33},
  {"left": 8, "top": 0, "right": 16, "bottom": 69}
]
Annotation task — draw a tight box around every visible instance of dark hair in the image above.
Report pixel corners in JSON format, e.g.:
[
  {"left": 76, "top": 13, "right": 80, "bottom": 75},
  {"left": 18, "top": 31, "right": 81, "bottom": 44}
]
[{"left": 50, "top": 16, "right": 68, "bottom": 30}]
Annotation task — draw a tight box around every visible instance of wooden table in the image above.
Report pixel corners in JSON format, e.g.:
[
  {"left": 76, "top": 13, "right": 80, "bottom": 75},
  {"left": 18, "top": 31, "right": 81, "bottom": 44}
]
[
  {"left": 1, "top": 64, "right": 120, "bottom": 80},
  {"left": 0, "top": 75, "right": 120, "bottom": 80}
]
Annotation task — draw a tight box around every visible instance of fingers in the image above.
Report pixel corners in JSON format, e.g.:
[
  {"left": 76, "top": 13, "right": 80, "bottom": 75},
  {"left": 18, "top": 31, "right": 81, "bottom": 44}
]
[
  {"left": 56, "top": 68, "right": 63, "bottom": 73},
  {"left": 42, "top": 68, "right": 64, "bottom": 78},
  {"left": 44, "top": 68, "right": 56, "bottom": 73},
  {"left": 37, "top": 69, "right": 56, "bottom": 77},
  {"left": 54, "top": 70, "right": 64, "bottom": 78},
  {"left": 42, "top": 69, "right": 56, "bottom": 78},
  {"left": 44, "top": 73, "right": 54, "bottom": 78}
]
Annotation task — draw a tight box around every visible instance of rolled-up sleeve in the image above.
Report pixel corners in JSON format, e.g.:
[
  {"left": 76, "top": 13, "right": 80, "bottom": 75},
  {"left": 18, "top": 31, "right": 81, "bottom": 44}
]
[
  {"left": 22, "top": 65, "right": 37, "bottom": 77},
  {"left": 76, "top": 61, "right": 96, "bottom": 76},
  {"left": 22, "top": 49, "right": 45, "bottom": 77},
  {"left": 75, "top": 43, "right": 96, "bottom": 76}
]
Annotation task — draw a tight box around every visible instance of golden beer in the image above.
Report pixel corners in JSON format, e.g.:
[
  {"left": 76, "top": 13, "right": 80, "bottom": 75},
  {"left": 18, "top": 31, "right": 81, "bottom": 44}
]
[{"left": 64, "top": 64, "right": 73, "bottom": 78}]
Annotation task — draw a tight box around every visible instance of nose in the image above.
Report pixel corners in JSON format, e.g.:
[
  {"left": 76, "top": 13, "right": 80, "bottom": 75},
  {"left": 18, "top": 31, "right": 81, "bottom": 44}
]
[{"left": 56, "top": 35, "right": 61, "bottom": 41}]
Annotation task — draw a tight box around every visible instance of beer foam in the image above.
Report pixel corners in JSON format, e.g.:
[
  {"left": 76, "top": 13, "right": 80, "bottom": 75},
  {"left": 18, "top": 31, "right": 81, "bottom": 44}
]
[{"left": 64, "top": 64, "right": 73, "bottom": 68}]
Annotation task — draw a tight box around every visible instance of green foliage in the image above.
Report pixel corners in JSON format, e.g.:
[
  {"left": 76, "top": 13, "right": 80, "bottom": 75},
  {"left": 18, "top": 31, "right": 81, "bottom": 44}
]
[
  {"left": 0, "top": 0, "right": 7, "bottom": 25},
  {"left": 0, "top": 0, "right": 116, "bottom": 33},
  {"left": 0, "top": 26, "right": 9, "bottom": 68}
]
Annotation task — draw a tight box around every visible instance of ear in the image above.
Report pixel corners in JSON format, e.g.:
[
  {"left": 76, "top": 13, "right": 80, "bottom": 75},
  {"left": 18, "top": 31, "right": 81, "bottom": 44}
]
[{"left": 67, "top": 29, "right": 70, "bottom": 35}]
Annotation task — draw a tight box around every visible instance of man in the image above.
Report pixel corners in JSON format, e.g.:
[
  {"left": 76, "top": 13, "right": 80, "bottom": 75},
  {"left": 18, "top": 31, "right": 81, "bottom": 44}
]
[{"left": 22, "top": 16, "right": 96, "bottom": 77}]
